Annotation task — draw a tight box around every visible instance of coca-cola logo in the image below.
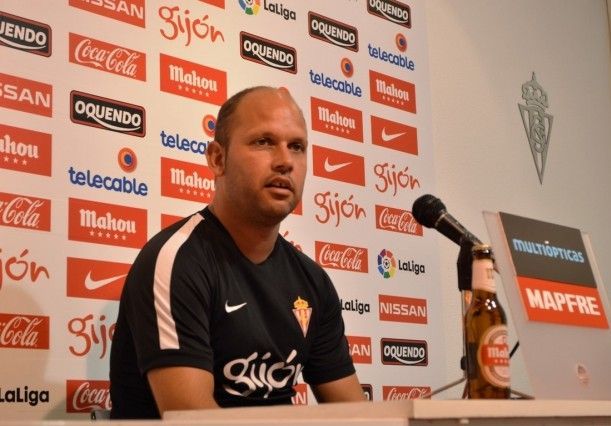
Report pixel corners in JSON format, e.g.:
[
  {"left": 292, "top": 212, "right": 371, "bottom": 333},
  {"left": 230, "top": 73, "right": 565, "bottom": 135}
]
[
  {"left": 382, "top": 385, "right": 430, "bottom": 400},
  {"left": 375, "top": 204, "right": 422, "bottom": 236},
  {"left": 0, "top": 192, "right": 51, "bottom": 232},
  {"left": 0, "top": 313, "right": 50, "bottom": 349},
  {"left": 66, "top": 380, "right": 111, "bottom": 413},
  {"left": 69, "top": 33, "right": 146, "bottom": 81},
  {"left": 315, "top": 241, "right": 368, "bottom": 273}
]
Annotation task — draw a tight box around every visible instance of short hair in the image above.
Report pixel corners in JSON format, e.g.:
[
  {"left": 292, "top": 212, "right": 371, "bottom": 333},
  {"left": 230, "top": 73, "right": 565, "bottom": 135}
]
[{"left": 214, "top": 86, "right": 274, "bottom": 147}]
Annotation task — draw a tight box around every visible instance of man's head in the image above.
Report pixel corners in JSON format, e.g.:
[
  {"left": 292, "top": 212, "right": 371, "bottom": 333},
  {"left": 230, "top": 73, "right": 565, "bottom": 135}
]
[{"left": 206, "top": 87, "right": 308, "bottom": 227}]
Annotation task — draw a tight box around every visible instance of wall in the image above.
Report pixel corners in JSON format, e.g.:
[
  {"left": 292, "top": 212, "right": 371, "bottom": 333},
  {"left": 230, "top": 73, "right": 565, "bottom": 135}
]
[{"left": 425, "top": 0, "right": 611, "bottom": 396}]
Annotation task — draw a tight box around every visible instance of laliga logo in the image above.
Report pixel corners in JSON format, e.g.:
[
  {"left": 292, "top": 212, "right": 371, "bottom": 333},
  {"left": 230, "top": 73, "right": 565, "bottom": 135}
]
[
  {"left": 377, "top": 249, "right": 397, "bottom": 279},
  {"left": 239, "top": 0, "right": 261, "bottom": 15}
]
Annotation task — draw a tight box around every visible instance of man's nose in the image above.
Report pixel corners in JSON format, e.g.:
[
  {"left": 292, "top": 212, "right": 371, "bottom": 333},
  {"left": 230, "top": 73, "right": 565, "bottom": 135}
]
[{"left": 272, "top": 144, "right": 294, "bottom": 173}]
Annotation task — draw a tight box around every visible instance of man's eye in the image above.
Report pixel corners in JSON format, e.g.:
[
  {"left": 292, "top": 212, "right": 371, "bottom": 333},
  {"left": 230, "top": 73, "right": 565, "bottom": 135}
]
[
  {"left": 255, "top": 138, "right": 271, "bottom": 146},
  {"left": 290, "top": 143, "right": 306, "bottom": 152}
]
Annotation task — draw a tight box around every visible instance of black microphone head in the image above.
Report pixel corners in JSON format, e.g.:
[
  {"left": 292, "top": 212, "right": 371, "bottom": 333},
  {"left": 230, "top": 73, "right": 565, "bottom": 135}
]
[{"left": 412, "top": 194, "right": 447, "bottom": 228}]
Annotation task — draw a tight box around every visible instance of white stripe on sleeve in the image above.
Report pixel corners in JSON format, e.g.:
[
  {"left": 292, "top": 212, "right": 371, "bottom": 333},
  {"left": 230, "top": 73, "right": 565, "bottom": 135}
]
[{"left": 153, "top": 214, "right": 204, "bottom": 349}]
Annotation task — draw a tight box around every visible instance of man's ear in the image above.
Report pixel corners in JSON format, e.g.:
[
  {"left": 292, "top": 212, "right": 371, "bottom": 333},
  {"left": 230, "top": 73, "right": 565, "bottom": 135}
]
[{"left": 206, "top": 140, "right": 226, "bottom": 176}]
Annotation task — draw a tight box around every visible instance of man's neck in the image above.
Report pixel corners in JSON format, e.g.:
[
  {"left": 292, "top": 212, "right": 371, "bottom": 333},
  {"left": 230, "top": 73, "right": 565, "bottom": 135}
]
[{"left": 208, "top": 203, "right": 279, "bottom": 264}]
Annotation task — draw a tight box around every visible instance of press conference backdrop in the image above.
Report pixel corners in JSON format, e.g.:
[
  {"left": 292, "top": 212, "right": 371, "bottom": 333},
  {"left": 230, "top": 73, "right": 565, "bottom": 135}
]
[{"left": 0, "top": 0, "right": 445, "bottom": 420}]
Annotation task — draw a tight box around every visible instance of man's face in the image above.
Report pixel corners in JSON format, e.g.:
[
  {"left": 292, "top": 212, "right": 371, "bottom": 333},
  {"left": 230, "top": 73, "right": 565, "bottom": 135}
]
[{"left": 214, "top": 89, "right": 308, "bottom": 226}]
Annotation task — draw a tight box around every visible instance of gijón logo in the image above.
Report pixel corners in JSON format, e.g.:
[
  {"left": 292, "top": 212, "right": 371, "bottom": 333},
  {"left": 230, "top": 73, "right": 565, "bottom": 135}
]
[
  {"left": 70, "top": 91, "right": 145, "bottom": 137},
  {"left": 0, "top": 11, "right": 51, "bottom": 56},
  {"left": 240, "top": 32, "right": 297, "bottom": 74}
]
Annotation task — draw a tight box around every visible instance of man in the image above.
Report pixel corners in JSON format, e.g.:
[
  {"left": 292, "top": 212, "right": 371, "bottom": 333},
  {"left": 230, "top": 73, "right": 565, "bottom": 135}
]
[{"left": 109, "top": 86, "right": 365, "bottom": 419}]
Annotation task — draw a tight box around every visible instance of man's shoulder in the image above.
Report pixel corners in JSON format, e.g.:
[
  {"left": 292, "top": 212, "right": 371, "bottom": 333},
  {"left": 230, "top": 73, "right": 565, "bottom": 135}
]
[{"left": 135, "top": 211, "right": 212, "bottom": 263}]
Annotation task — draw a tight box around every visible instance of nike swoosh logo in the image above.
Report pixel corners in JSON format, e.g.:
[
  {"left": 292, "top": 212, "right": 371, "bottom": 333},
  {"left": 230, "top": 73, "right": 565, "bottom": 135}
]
[
  {"left": 381, "top": 127, "right": 406, "bottom": 142},
  {"left": 324, "top": 158, "right": 351, "bottom": 173},
  {"left": 225, "top": 301, "right": 247, "bottom": 313},
  {"left": 84, "top": 271, "right": 127, "bottom": 291}
]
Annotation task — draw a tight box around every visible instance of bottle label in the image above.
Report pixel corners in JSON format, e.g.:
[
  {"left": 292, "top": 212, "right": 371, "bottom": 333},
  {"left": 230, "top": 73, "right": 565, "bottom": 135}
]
[
  {"left": 477, "top": 324, "right": 510, "bottom": 388},
  {"left": 472, "top": 258, "right": 496, "bottom": 292}
]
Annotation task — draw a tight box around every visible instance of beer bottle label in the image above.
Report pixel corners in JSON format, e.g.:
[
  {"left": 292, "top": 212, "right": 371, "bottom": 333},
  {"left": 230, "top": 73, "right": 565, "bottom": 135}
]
[{"left": 477, "top": 324, "right": 510, "bottom": 388}]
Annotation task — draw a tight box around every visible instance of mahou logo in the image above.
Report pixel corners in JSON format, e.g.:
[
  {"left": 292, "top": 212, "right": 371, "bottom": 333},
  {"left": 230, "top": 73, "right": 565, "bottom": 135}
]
[
  {"left": 69, "top": 0, "right": 145, "bottom": 27},
  {"left": 160, "top": 53, "right": 227, "bottom": 106},
  {"left": 0, "top": 192, "right": 51, "bottom": 232},
  {"left": 67, "top": 257, "right": 130, "bottom": 301},
  {"left": 0, "top": 72, "right": 52, "bottom": 117},
  {"left": 240, "top": 31, "right": 297, "bottom": 74},
  {"left": 69, "top": 33, "right": 146, "bottom": 81},
  {"left": 0, "top": 124, "right": 51, "bottom": 176},
  {"left": 0, "top": 313, "right": 50, "bottom": 349},
  {"left": 369, "top": 70, "right": 416, "bottom": 113},
  {"left": 371, "top": 115, "right": 418, "bottom": 156},
  {"left": 375, "top": 204, "right": 422, "bottom": 236},
  {"left": 0, "top": 11, "right": 52, "bottom": 56},
  {"left": 347, "top": 335, "right": 372, "bottom": 364},
  {"left": 308, "top": 12, "right": 358, "bottom": 52},
  {"left": 315, "top": 241, "right": 368, "bottom": 273},
  {"left": 70, "top": 91, "right": 145, "bottom": 137},
  {"left": 312, "top": 145, "right": 365, "bottom": 186},
  {"left": 310, "top": 97, "right": 363, "bottom": 142},
  {"left": 379, "top": 294, "right": 427, "bottom": 324},
  {"left": 382, "top": 386, "right": 431, "bottom": 400},
  {"left": 161, "top": 157, "right": 215, "bottom": 203},
  {"left": 68, "top": 197, "right": 147, "bottom": 249},
  {"left": 66, "top": 380, "right": 111, "bottom": 413},
  {"left": 367, "top": 0, "right": 411, "bottom": 29}
]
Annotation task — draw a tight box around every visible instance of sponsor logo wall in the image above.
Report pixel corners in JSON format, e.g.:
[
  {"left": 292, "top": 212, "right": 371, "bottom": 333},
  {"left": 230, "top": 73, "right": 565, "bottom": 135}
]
[{"left": 0, "top": 0, "right": 442, "bottom": 419}]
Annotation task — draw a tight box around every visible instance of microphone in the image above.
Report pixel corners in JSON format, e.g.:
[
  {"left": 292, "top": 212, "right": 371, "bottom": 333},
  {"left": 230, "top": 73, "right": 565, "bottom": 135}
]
[{"left": 412, "top": 194, "right": 482, "bottom": 246}]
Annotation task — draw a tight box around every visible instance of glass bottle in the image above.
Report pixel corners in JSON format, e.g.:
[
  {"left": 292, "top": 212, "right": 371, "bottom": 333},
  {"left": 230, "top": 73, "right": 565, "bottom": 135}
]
[{"left": 464, "top": 244, "right": 510, "bottom": 398}]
